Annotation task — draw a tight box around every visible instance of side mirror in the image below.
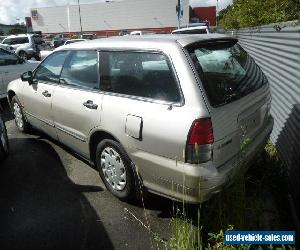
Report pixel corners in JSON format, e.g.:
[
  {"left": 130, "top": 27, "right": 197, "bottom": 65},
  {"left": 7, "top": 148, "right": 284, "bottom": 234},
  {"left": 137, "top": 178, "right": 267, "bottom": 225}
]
[{"left": 21, "top": 71, "right": 33, "bottom": 84}]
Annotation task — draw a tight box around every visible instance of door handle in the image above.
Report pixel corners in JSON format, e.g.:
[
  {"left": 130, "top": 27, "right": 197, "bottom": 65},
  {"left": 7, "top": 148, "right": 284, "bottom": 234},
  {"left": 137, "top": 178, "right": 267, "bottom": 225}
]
[
  {"left": 83, "top": 100, "right": 98, "bottom": 109},
  {"left": 42, "top": 90, "right": 51, "bottom": 97}
]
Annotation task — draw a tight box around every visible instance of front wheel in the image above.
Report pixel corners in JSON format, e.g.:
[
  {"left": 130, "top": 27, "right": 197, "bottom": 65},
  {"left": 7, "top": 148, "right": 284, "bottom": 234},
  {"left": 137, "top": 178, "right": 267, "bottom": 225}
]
[
  {"left": 0, "top": 116, "right": 9, "bottom": 161},
  {"left": 11, "top": 96, "right": 30, "bottom": 133},
  {"left": 96, "top": 139, "right": 141, "bottom": 202}
]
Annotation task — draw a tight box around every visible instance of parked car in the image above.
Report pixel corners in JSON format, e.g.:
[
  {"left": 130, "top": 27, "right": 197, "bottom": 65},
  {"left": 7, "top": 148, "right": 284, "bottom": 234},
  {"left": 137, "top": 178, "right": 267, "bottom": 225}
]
[
  {"left": 0, "top": 43, "right": 14, "bottom": 53},
  {"left": 0, "top": 36, "right": 7, "bottom": 43},
  {"left": 7, "top": 34, "right": 273, "bottom": 203},
  {"left": 0, "top": 104, "right": 9, "bottom": 161},
  {"left": 0, "top": 48, "right": 39, "bottom": 99},
  {"left": 40, "top": 50, "right": 53, "bottom": 60},
  {"left": 51, "top": 34, "right": 67, "bottom": 48},
  {"left": 1, "top": 34, "right": 45, "bottom": 60},
  {"left": 80, "top": 34, "right": 96, "bottom": 40},
  {"left": 64, "top": 39, "right": 87, "bottom": 45},
  {"left": 172, "top": 25, "right": 210, "bottom": 34},
  {"left": 130, "top": 30, "right": 155, "bottom": 36}
]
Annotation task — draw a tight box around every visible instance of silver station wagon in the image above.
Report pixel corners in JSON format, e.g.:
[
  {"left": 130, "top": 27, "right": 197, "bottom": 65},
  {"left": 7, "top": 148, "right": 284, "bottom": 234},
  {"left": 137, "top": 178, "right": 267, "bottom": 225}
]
[{"left": 7, "top": 35, "right": 273, "bottom": 203}]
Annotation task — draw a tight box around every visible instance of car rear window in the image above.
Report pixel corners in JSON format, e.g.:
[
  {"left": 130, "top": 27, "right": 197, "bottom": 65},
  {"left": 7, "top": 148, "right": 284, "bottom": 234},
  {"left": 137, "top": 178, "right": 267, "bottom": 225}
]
[{"left": 187, "top": 40, "right": 268, "bottom": 107}]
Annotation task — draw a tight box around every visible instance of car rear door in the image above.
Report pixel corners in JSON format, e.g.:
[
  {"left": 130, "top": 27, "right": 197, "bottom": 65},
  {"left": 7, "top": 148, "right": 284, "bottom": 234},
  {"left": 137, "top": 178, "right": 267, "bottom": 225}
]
[
  {"left": 52, "top": 50, "right": 102, "bottom": 158},
  {"left": 98, "top": 50, "right": 192, "bottom": 181}
]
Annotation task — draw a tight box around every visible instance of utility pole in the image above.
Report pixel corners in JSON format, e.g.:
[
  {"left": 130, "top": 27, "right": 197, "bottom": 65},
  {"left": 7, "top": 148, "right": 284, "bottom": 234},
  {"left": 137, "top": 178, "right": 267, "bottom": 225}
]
[
  {"left": 176, "top": 0, "right": 183, "bottom": 29},
  {"left": 78, "top": 0, "right": 83, "bottom": 34},
  {"left": 216, "top": 0, "right": 219, "bottom": 27}
]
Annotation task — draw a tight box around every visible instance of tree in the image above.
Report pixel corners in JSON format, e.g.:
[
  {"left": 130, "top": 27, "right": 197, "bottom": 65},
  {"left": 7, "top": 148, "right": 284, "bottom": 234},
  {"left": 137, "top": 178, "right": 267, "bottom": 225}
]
[
  {"left": 220, "top": 0, "right": 300, "bottom": 29},
  {"left": 8, "top": 27, "right": 24, "bottom": 35}
]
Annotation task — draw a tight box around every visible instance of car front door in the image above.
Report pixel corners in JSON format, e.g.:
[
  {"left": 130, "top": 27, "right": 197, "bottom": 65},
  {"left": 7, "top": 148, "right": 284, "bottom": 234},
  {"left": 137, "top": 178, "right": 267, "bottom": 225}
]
[
  {"left": 52, "top": 50, "right": 102, "bottom": 158},
  {"left": 21, "top": 51, "right": 69, "bottom": 139}
]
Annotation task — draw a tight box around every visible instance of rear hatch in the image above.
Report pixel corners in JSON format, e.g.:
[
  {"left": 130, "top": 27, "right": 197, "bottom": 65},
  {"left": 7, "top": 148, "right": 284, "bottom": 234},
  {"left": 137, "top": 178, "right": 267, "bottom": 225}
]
[{"left": 185, "top": 38, "right": 271, "bottom": 168}]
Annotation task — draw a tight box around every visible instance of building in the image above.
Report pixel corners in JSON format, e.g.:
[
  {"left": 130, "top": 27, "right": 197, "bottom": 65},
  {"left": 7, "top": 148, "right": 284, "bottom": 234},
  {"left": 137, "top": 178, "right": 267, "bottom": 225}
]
[
  {"left": 31, "top": 0, "right": 189, "bottom": 35},
  {"left": 192, "top": 6, "right": 216, "bottom": 27}
]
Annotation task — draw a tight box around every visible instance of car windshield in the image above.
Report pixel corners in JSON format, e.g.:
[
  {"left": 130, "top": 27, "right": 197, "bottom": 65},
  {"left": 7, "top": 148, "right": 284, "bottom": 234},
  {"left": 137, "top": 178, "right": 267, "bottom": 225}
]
[{"left": 187, "top": 40, "right": 268, "bottom": 107}]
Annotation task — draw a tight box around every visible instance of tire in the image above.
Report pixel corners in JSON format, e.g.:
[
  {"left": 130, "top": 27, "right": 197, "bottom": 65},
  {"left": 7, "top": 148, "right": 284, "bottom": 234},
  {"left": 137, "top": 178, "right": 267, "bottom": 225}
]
[
  {"left": 96, "top": 139, "right": 141, "bottom": 202},
  {"left": 11, "top": 96, "right": 30, "bottom": 133},
  {"left": 34, "top": 54, "right": 41, "bottom": 61},
  {"left": 18, "top": 51, "right": 28, "bottom": 60},
  {"left": 0, "top": 116, "right": 9, "bottom": 161}
]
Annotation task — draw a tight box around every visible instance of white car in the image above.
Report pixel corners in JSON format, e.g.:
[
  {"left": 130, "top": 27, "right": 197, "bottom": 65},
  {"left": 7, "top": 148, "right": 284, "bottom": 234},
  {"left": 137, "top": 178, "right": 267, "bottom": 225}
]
[
  {"left": 0, "top": 48, "right": 39, "bottom": 99},
  {"left": 0, "top": 44, "right": 14, "bottom": 53},
  {"left": 1, "top": 34, "right": 44, "bottom": 60},
  {"left": 64, "top": 39, "right": 87, "bottom": 45},
  {"left": 172, "top": 25, "right": 210, "bottom": 34}
]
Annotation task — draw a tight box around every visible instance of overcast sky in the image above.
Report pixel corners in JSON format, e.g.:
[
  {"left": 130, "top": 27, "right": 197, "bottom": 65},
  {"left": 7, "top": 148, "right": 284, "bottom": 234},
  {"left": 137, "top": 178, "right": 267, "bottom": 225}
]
[{"left": 0, "top": 0, "right": 232, "bottom": 25}]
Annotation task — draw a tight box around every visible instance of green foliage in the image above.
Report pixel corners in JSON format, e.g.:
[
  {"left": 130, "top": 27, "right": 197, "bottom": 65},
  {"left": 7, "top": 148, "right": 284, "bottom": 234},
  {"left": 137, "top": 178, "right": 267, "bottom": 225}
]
[
  {"left": 8, "top": 27, "right": 25, "bottom": 35},
  {"left": 220, "top": 0, "right": 300, "bottom": 29}
]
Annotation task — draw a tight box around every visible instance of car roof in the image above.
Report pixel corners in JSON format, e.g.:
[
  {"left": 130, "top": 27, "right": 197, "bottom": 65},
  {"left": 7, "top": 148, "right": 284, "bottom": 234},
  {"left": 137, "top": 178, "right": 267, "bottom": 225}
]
[
  {"left": 6, "top": 34, "right": 28, "bottom": 38},
  {"left": 56, "top": 34, "right": 234, "bottom": 50}
]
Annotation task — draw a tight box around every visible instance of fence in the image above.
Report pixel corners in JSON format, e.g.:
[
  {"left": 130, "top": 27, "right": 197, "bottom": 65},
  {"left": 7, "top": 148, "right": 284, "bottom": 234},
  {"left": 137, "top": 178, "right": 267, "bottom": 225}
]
[{"left": 227, "top": 21, "right": 300, "bottom": 215}]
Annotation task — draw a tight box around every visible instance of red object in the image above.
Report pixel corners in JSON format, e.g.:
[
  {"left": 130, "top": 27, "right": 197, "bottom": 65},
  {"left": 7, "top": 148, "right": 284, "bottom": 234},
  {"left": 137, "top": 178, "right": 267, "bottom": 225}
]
[
  {"left": 188, "top": 119, "right": 214, "bottom": 145},
  {"left": 192, "top": 6, "right": 217, "bottom": 26}
]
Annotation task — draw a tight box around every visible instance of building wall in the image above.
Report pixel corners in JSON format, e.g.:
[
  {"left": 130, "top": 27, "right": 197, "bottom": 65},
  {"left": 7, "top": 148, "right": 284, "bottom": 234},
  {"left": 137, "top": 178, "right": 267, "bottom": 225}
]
[
  {"left": 31, "top": 0, "right": 189, "bottom": 34},
  {"left": 192, "top": 6, "right": 216, "bottom": 26}
]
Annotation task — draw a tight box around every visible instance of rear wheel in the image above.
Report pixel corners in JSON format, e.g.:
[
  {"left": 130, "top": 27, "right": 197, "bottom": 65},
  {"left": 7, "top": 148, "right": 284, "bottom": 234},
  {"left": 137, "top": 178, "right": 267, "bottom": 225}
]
[
  {"left": 96, "top": 139, "right": 141, "bottom": 202},
  {"left": 18, "top": 51, "right": 28, "bottom": 60},
  {"left": 0, "top": 116, "right": 9, "bottom": 161},
  {"left": 34, "top": 54, "right": 41, "bottom": 61},
  {"left": 11, "top": 96, "right": 30, "bottom": 133}
]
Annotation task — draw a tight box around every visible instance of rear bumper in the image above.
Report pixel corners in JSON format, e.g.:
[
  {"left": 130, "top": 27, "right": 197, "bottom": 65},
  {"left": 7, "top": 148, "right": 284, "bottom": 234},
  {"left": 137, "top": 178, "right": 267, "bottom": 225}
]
[{"left": 138, "top": 116, "right": 274, "bottom": 203}]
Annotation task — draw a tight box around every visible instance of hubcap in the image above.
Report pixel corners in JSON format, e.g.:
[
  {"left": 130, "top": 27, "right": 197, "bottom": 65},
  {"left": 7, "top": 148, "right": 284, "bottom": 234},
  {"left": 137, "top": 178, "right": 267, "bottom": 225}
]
[
  {"left": 13, "top": 103, "right": 23, "bottom": 129},
  {"left": 100, "top": 147, "right": 126, "bottom": 191}
]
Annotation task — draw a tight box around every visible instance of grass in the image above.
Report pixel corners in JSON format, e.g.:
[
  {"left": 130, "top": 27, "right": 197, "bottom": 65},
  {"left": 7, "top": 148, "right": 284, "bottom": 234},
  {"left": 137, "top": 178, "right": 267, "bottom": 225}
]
[
  {"left": 126, "top": 142, "right": 295, "bottom": 249},
  {"left": 161, "top": 142, "right": 294, "bottom": 249}
]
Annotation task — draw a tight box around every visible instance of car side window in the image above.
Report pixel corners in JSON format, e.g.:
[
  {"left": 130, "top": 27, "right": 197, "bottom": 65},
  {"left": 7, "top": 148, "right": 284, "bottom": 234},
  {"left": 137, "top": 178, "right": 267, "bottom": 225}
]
[
  {"left": 60, "top": 50, "right": 99, "bottom": 90},
  {"left": 1, "top": 38, "right": 11, "bottom": 45},
  {"left": 99, "top": 51, "right": 181, "bottom": 102},
  {"left": 16, "top": 37, "right": 29, "bottom": 44},
  {"left": 34, "top": 51, "right": 68, "bottom": 83},
  {"left": 0, "top": 49, "right": 19, "bottom": 66}
]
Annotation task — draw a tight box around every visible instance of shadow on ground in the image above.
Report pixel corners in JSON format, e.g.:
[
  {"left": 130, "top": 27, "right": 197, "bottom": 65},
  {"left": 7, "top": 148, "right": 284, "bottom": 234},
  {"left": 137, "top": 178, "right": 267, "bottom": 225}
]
[
  {"left": 0, "top": 137, "right": 114, "bottom": 250},
  {"left": 0, "top": 99, "right": 13, "bottom": 122}
]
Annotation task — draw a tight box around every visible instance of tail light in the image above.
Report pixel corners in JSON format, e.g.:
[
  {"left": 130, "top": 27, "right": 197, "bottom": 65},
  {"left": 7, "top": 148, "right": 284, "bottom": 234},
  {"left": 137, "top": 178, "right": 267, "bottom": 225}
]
[{"left": 186, "top": 118, "right": 214, "bottom": 164}]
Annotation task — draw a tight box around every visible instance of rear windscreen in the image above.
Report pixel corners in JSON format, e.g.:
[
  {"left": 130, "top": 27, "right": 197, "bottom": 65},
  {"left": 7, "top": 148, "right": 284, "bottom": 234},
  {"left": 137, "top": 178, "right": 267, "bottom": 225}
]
[{"left": 187, "top": 40, "right": 268, "bottom": 107}]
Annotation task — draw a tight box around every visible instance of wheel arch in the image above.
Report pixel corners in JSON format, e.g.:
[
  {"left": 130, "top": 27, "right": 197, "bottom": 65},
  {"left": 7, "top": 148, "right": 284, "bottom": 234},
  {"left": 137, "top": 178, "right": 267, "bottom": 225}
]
[
  {"left": 89, "top": 130, "right": 121, "bottom": 164},
  {"left": 7, "top": 90, "right": 16, "bottom": 105}
]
